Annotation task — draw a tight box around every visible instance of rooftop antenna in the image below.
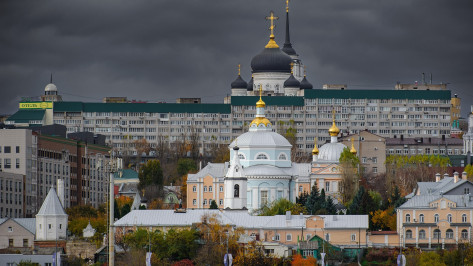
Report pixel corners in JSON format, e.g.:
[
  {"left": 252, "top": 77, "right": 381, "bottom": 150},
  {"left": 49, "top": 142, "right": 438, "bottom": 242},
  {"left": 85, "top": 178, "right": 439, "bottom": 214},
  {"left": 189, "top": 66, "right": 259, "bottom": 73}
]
[{"left": 430, "top": 73, "right": 432, "bottom": 84}]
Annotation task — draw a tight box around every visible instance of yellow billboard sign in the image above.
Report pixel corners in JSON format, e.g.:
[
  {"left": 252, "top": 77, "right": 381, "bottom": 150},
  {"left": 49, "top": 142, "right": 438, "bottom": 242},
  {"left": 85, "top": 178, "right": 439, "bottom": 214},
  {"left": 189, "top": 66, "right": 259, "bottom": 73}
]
[{"left": 19, "top": 102, "right": 53, "bottom": 109}]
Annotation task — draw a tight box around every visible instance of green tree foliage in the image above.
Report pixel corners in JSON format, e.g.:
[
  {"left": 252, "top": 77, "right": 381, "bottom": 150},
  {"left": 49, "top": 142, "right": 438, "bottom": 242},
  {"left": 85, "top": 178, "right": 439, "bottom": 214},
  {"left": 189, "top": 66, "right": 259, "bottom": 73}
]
[
  {"left": 296, "top": 191, "right": 309, "bottom": 206},
  {"left": 120, "top": 203, "right": 131, "bottom": 218},
  {"left": 385, "top": 154, "right": 450, "bottom": 195},
  {"left": 339, "top": 147, "right": 360, "bottom": 203},
  {"left": 304, "top": 185, "right": 337, "bottom": 215},
  {"left": 66, "top": 205, "right": 98, "bottom": 219},
  {"left": 123, "top": 228, "right": 200, "bottom": 263},
  {"left": 419, "top": 252, "right": 446, "bottom": 266},
  {"left": 465, "top": 164, "right": 473, "bottom": 180},
  {"left": 209, "top": 200, "right": 218, "bottom": 209},
  {"left": 256, "top": 198, "right": 307, "bottom": 216},
  {"left": 66, "top": 205, "right": 107, "bottom": 244},
  {"left": 138, "top": 159, "right": 164, "bottom": 190},
  {"left": 177, "top": 158, "right": 197, "bottom": 177}
]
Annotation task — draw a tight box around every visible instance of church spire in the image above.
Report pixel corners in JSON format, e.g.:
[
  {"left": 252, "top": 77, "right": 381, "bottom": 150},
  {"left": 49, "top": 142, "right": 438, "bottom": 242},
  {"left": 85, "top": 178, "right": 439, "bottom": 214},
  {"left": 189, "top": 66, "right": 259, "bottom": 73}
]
[
  {"left": 265, "top": 11, "right": 279, "bottom": 48},
  {"left": 282, "top": 0, "right": 297, "bottom": 56}
]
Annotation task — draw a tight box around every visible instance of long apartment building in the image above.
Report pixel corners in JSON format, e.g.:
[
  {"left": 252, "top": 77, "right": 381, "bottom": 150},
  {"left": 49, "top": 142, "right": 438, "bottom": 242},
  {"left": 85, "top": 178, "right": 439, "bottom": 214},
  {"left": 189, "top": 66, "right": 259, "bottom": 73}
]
[{"left": 6, "top": 87, "right": 453, "bottom": 158}]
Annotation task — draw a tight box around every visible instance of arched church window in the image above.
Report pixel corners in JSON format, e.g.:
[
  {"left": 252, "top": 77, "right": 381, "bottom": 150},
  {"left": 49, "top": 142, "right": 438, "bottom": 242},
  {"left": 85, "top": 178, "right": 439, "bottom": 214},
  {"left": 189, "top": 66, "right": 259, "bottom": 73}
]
[
  {"left": 278, "top": 153, "right": 287, "bottom": 160},
  {"left": 256, "top": 153, "right": 268, "bottom": 160},
  {"left": 234, "top": 184, "right": 240, "bottom": 198},
  {"left": 238, "top": 154, "right": 245, "bottom": 160}
]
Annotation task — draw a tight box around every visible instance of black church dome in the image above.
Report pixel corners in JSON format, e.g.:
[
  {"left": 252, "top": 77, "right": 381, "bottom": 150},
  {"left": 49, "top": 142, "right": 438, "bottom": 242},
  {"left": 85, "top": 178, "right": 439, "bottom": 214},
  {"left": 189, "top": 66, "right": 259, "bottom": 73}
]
[
  {"left": 231, "top": 75, "right": 248, "bottom": 89},
  {"left": 300, "top": 76, "right": 313, "bottom": 90},
  {"left": 283, "top": 74, "right": 300, "bottom": 88},
  {"left": 251, "top": 47, "right": 292, "bottom": 73}
]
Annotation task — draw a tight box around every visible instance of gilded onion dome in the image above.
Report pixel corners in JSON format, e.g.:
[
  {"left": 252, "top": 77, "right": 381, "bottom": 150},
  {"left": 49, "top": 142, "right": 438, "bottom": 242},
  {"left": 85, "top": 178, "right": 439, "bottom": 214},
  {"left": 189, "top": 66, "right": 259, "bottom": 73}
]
[
  {"left": 350, "top": 138, "right": 357, "bottom": 154},
  {"left": 312, "top": 137, "right": 319, "bottom": 155},
  {"left": 328, "top": 109, "right": 340, "bottom": 137}
]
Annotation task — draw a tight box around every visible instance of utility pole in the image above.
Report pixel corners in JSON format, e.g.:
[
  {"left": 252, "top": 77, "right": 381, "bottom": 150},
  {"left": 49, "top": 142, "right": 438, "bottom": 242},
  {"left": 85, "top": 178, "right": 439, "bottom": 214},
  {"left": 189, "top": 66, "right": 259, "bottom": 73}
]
[{"left": 108, "top": 152, "right": 117, "bottom": 266}]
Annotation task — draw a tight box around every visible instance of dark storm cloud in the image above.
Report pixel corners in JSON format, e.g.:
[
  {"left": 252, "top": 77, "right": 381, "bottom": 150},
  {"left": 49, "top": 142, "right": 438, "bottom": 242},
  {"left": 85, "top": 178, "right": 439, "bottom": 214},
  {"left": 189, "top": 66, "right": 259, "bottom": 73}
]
[{"left": 1, "top": 0, "right": 472, "bottom": 116}]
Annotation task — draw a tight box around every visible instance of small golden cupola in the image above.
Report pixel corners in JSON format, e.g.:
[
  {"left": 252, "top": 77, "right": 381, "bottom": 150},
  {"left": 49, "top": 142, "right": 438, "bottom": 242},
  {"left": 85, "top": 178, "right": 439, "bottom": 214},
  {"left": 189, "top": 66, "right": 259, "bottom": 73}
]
[
  {"left": 311, "top": 137, "right": 319, "bottom": 155},
  {"left": 350, "top": 138, "right": 357, "bottom": 155},
  {"left": 249, "top": 85, "right": 272, "bottom": 130},
  {"left": 328, "top": 109, "right": 340, "bottom": 137}
]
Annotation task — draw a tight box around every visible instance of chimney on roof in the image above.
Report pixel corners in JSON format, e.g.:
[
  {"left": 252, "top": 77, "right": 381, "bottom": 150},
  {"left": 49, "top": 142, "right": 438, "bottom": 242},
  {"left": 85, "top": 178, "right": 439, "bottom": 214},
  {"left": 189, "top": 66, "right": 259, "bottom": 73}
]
[
  {"left": 463, "top": 171, "right": 468, "bottom": 181},
  {"left": 444, "top": 173, "right": 449, "bottom": 180},
  {"left": 286, "top": 211, "right": 291, "bottom": 221},
  {"left": 436, "top": 173, "right": 441, "bottom": 182},
  {"left": 454, "top": 172, "right": 460, "bottom": 183}
]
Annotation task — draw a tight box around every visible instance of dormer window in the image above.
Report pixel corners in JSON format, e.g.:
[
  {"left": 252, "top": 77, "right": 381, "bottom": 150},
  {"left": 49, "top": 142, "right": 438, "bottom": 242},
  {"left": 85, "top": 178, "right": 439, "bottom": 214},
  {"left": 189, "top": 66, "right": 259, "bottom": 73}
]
[
  {"left": 256, "top": 153, "right": 268, "bottom": 160},
  {"left": 278, "top": 153, "right": 287, "bottom": 160}
]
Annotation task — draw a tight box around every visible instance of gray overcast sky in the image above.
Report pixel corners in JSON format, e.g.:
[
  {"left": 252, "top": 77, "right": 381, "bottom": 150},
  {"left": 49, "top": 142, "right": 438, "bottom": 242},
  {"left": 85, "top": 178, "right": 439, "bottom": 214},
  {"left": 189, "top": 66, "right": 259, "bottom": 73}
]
[{"left": 1, "top": 0, "right": 472, "bottom": 117}]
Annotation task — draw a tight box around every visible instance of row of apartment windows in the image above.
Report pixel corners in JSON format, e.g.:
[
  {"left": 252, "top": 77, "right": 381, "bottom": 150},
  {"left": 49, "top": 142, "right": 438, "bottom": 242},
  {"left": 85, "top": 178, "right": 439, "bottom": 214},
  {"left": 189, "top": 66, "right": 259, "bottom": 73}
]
[
  {"left": 0, "top": 207, "right": 22, "bottom": 218},
  {"left": 388, "top": 148, "right": 462, "bottom": 155},
  {"left": 195, "top": 186, "right": 224, "bottom": 192},
  {"left": 0, "top": 146, "right": 20, "bottom": 153},
  {"left": 0, "top": 192, "right": 22, "bottom": 205},
  {"left": 405, "top": 229, "right": 468, "bottom": 240},
  {"left": 0, "top": 158, "right": 20, "bottom": 169},
  {"left": 0, "top": 180, "right": 22, "bottom": 192},
  {"left": 405, "top": 213, "right": 468, "bottom": 223}
]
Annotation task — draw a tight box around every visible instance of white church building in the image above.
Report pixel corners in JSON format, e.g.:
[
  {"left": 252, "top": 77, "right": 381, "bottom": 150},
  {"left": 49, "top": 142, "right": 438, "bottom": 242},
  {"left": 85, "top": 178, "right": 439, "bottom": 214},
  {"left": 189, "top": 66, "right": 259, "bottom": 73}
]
[{"left": 187, "top": 89, "right": 356, "bottom": 211}]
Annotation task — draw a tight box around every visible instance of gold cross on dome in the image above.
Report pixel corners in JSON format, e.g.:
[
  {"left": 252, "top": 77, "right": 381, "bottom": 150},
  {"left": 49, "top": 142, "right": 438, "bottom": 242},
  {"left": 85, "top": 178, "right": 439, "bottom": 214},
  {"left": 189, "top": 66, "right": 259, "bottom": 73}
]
[
  {"left": 332, "top": 108, "right": 336, "bottom": 121},
  {"left": 259, "top": 84, "right": 263, "bottom": 97},
  {"left": 286, "top": 0, "right": 290, "bottom": 12},
  {"left": 238, "top": 64, "right": 241, "bottom": 76},
  {"left": 265, "top": 11, "right": 279, "bottom": 37}
]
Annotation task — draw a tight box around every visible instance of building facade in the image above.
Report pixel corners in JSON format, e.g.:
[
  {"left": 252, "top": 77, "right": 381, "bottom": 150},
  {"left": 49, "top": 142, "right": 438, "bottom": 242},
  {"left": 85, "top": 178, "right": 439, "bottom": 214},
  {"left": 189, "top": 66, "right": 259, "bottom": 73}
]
[
  {"left": 397, "top": 172, "right": 473, "bottom": 249},
  {"left": 0, "top": 172, "right": 25, "bottom": 218},
  {"left": 37, "top": 134, "right": 110, "bottom": 209},
  {"left": 340, "top": 130, "right": 387, "bottom": 175},
  {"left": 0, "top": 129, "right": 38, "bottom": 217}
]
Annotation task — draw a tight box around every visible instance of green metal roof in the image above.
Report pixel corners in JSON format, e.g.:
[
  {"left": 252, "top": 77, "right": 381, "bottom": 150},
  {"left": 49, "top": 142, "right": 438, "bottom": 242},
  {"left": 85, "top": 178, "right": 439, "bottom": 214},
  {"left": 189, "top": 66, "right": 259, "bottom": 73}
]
[
  {"left": 53, "top": 102, "right": 231, "bottom": 114},
  {"left": 303, "top": 89, "right": 451, "bottom": 100},
  {"left": 231, "top": 96, "right": 304, "bottom": 106},
  {"left": 6, "top": 110, "right": 45, "bottom": 123},
  {"left": 114, "top": 169, "right": 139, "bottom": 180}
]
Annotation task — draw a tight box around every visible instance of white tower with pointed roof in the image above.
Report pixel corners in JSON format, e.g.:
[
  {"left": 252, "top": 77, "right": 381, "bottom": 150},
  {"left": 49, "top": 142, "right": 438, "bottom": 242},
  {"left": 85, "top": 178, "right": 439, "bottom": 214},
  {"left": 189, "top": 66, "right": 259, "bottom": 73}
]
[
  {"left": 224, "top": 145, "right": 247, "bottom": 209},
  {"left": 35, "top": 188, "right": 68, "bottom": 240}
]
